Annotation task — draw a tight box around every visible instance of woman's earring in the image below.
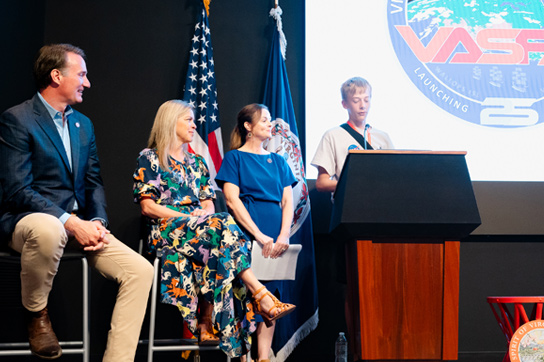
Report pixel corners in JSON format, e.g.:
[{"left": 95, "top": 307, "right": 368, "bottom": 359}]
[{"left": 247, "top": 132, "right": 253, "bottom": 138}]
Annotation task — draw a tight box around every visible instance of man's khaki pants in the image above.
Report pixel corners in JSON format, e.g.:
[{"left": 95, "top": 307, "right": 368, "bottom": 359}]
[{"left": 9, "top": 213, "right": 154, "bottom": 362}]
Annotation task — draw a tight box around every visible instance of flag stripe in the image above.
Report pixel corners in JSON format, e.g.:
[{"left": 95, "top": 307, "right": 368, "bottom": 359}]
[
  {"left": 189, "top": 132, "right": 220, "bottom": 179},
  {"left": 208, "top": 129, "right": 223, "bottom": 171}
]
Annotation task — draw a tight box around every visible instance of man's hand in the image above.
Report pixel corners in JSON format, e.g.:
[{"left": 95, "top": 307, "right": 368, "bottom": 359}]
[{"left": 64, "top": 216, "right": 111, "bottom": 251}]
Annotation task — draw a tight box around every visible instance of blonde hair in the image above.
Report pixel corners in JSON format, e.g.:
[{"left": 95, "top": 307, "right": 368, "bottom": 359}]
[
  {"left": 147, "top": 100, "right": 193, "bottom": 170},
  {"left": 230, "top": 103, "right": 268, "bottom": 150},
  {"left": 340, "top": 77, "right": 372, "bottom": 101}
]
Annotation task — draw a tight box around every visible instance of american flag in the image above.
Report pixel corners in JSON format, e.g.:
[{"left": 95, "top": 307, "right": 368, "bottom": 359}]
[{"left": 183, "top": 5, "right": 223, "bottom": 186}]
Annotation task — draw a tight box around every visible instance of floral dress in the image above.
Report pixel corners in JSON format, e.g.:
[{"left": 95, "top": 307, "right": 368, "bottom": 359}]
[{"left": 133, "top": 148, "right": 255, "bottom": 357}]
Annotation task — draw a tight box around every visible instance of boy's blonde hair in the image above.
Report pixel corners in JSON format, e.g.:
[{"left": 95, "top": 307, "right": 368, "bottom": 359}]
[{"left": 340, "top": 77, "right": 372, "bottom": 101}]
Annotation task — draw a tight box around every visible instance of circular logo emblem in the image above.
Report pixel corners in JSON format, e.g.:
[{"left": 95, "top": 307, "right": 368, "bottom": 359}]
[
  {"left": 388, "top": 0, "right": 544, "bottom": 128},
  {"left": 265, "top": 118, "right": 310, "bottom": 235},
  {"left": 510, "top": 321, "right": 544, "bottom": 361}
]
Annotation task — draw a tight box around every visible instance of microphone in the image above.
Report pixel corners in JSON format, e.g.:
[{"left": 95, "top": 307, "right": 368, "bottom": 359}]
[{"left": 363, "top": 124, "right": 370, "bottom": 150}]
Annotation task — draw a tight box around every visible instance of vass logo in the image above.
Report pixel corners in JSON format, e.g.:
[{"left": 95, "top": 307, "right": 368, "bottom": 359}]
[{"left": 388, "top": 0, "right": 544, "bottom": 128}]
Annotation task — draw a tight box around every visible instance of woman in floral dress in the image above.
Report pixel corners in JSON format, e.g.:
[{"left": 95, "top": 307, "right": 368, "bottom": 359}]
[{"left": 132, "top": 100, "right": 295, "bottom": 358}]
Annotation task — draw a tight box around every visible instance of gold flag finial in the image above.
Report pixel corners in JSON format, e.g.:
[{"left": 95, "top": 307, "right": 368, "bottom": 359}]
[{"left": 203, "top": 0, "right": 210, "bottom": 16}]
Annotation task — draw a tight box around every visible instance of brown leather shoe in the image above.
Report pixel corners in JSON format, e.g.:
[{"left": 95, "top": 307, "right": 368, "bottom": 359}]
[{"left": 26, "top": 308, "right": 62, "bottom": 359}]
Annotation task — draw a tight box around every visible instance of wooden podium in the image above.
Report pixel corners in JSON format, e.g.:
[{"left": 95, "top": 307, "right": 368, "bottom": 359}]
[{"left": 330, "top": 151, "right": 481, "bottom": 361}]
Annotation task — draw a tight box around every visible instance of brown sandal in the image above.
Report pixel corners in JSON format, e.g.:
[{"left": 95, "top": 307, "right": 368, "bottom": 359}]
[
  {"left": 197, "top": 318, "right": 219, "bottom": 345},
  {"left": 252, "top": 286, "right": 296, "bottom": 327}
]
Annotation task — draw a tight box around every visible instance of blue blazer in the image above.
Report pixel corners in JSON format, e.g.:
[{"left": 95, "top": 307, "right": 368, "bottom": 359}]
[{"left": 0, "top": 94, "right": 108, "bottom": 242}]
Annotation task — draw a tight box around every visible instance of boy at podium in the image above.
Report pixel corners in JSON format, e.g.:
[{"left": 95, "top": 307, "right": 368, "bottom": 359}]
[
  {"left": 310, "top": 76, "right": 394, "bottom": 353},
  {"left": 311, "top": 76, "right": 394, "bottom": 194}
]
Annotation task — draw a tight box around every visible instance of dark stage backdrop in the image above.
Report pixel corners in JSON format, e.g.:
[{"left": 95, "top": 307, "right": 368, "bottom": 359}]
[
  {"left": 0, "top": 0, "right": 307, "bottom": 360},
  {"left": 1, "top": 1, "right": 543, "bottom": 362},
  {"left": 1, "top": 0, "right": 306, "bottom": 246}
]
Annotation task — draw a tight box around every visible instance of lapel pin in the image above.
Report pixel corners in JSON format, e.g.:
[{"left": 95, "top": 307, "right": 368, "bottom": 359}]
[{"left": 75, "top": 122, "right": 80, "bottom": 128}]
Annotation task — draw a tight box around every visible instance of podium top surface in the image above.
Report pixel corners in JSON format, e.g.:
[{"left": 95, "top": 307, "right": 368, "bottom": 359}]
[
  {"left": 330, "top": 151, "right": 481, "bottom": 239},
  {"left": 349, "top": 150, "right": 468, "bottom": 155}
]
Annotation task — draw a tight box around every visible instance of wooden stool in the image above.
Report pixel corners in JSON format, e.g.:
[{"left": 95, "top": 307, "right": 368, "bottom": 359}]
[{"left": 487, "top": 296, "right": 544, "bottom": 362}]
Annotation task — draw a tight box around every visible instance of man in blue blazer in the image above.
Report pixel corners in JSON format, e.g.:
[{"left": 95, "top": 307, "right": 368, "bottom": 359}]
[{"left": 0, "top": 44, "right": 153, "bottom": 361}]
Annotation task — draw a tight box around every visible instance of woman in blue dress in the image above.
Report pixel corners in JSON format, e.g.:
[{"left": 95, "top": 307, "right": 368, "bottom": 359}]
[
  {"left": 216, "top": 103, "right": 297, "bottom": 362},
  {"left": 132, "top": 100, "right": 295, "bottom": 358}
]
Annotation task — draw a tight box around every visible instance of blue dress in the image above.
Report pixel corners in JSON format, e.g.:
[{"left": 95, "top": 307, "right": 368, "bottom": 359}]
[{"left": 216, "top": 150, "right": 297, "bottom": 304}]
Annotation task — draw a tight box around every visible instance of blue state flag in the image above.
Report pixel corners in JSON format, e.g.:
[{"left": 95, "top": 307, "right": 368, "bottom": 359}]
[{"left": 263, "top": 7, "right": 319, "bottom": 362}]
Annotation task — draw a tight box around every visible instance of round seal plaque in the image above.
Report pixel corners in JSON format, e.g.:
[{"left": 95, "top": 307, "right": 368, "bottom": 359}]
[{"left": 510, "top": 320, "right": 544, "bottom": 361}]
